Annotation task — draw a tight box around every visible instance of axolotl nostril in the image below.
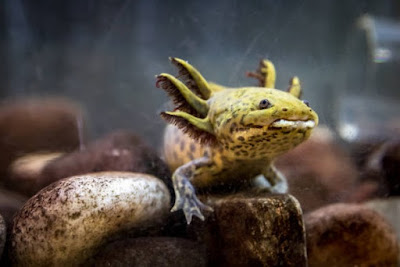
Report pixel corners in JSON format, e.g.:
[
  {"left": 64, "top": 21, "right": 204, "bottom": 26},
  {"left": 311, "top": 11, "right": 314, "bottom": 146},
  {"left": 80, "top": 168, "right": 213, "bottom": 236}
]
[{"left": 156, "top": 58, "right": 318, "bottom": 224}]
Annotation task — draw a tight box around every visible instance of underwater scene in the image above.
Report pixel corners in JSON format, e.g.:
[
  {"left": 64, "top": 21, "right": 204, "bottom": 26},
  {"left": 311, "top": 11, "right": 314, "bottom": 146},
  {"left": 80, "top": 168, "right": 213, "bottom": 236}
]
[{"left": 0, "top": 0, "right": 399, "bottom": 266}]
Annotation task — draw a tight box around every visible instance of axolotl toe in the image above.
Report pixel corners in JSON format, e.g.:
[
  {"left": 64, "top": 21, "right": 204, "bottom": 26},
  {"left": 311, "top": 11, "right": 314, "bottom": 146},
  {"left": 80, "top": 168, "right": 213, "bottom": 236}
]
[{"left": 156, "top": 58, "right": 318, "bottom": 224}]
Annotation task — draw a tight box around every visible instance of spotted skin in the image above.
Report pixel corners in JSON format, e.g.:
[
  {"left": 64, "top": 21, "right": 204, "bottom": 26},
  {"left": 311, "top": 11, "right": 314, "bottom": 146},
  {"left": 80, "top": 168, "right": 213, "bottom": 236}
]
[{"left": 157, "top": 58, "right": 318, "bottom": 224}]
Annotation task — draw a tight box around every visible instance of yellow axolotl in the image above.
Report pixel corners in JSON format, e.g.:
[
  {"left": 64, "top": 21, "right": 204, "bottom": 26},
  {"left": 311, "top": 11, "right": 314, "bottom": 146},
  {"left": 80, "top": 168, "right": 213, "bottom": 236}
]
[{"left": 156, "top": 58, "right": 318, "bottom": 224}]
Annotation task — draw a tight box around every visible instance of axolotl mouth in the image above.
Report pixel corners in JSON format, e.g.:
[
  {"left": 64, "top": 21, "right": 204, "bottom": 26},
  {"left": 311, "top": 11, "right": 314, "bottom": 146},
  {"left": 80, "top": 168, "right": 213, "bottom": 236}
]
[{"left": 268, "top": 119, "right": 316, "bottom": 130}]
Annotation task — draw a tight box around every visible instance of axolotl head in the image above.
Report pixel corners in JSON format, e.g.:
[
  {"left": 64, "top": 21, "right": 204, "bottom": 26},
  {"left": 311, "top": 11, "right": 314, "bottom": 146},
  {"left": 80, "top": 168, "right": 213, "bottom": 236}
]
[
  {"left": 156, "top": 57, "right": 318, "bottom": 160},
  {"left": 207, "top": 87, "right": 318, "bottom": 159}
]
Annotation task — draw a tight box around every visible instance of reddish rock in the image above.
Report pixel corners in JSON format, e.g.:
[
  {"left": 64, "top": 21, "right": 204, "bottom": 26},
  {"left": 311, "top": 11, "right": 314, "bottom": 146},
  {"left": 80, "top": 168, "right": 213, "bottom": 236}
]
[
  {"left": 361, "top": 139, "right": 400, "bottom": 197},
  {"left": 189, "top": 193, "right": 307, "bottom": 267},
  {"left": 275, "top": 127, "right": 359, "bottom": 212},
  {"left": 87, "top": 237, "right": 206, "bottom": 267},
  {"left": 6, "top": 130, "right": 172, "bottom": 197},
  {"left": 305, "top": 203, "right": 399, "bottom": 267},
  {"left": 0, "top": 214, "right": 5, "bottom": 259},
  {"left": 0, "top": 98, "right": 83, "bottom": 189},
  {"left": 42, "top": 130, "right": 172, "bottom": 197},
  {"left": 7, "top": 152, "right": 64, "bottom": 196}
]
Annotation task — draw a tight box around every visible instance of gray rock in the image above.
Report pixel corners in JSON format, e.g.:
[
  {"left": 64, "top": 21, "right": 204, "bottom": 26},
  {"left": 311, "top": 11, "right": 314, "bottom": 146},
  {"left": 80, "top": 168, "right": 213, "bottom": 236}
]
[
  {"left": 88, "top": 237, "right": 206, "bottom": 267},
  {"left": 189, "top": 193, "right": 307, "bottom": 267},
  {"left": 305, "top": 203, "right": 399, "bottom": 267},
  {"left": 10, "top": 172, "right": 171, "bottom": 266}
]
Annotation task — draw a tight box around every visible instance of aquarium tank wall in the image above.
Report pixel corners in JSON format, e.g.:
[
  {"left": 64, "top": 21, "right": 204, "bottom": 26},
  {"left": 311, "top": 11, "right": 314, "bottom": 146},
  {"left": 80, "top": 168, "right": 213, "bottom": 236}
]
[{"left": 0, "top": 0, "right": 399, "bottom": 266}]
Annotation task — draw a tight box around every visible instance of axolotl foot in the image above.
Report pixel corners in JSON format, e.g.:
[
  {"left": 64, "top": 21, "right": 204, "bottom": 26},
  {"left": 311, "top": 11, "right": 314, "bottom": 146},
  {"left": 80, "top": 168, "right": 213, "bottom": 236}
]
[{"left": 171, "top": 177, "right": 213, "bottom": 224}]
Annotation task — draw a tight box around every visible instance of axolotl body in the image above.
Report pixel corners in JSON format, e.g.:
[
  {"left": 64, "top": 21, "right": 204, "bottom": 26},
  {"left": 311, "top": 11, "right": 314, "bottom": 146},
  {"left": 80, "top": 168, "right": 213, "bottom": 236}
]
[{"left": 156, "top": 58, "right": 318, "bottom": 224}]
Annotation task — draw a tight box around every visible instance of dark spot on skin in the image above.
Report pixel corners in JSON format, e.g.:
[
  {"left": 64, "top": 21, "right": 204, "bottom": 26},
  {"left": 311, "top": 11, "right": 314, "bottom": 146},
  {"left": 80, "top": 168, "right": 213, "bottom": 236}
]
[
  {"left": 282, "top": 108, "right": 288, "bottom": 112},
  {"left": 237, "top": 136, "right": 245, "bottom": 141},
  {"left": 190, "top": 143, "right": 196, "bottom": 152},
  {"left": 229, "top": 123, "right": 237, "bottom": 133},
  {"left": 187, "top": 152, "right": 194, "bottom": 160}
]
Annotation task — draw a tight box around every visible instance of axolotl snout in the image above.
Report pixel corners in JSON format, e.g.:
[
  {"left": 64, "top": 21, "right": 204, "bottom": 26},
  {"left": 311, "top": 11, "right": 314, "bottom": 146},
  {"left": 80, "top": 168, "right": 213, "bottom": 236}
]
[{"left": 156, "top": 58, "right": 318, "bottom": 223}]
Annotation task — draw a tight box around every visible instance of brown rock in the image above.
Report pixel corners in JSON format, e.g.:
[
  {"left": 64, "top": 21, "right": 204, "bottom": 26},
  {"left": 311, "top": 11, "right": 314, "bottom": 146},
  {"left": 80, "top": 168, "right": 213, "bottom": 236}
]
[
  {"left": 189, "top": 193, "right": 306, "bottom": 267},
  {"left": 305, "top": 203, "right": 399, "bottom": 267},
  {"left": 0, "top": 214, "right": 5, "bottom": 259},
  {"left": 87, "top": 237, "right": 206, "bottom": 267},
  {"left": 10, "top": 172, "right": 171, "bottom": 266},
  {"left": 275, "top": 127, "right": 359, "bottom": 212},
  {"left": 7, "top": 152, "right": 64, "bottom": 196},
  {"left": 0, "top": 98, "right": 83, "bottom": 188},
  {"left": 6, "top": 130, "right": 172, "bottom": 197},
  {"left": 361, "top": 139, "right": 400, "bottom": 197},
  {"left": 42, "top": 130, "right": 173, "bottom": 197},
  {"left": 366, "top": 197, "right": 400, "bottom": 242}
]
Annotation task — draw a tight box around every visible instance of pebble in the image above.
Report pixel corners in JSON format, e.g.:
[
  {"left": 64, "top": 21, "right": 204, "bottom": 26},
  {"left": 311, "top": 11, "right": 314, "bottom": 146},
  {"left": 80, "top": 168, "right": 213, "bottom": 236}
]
[
  {"left": 10, "top": 172, "right": 170, "bottom": 266},
  {"left": 0, "top": 214, "right": 5, "bottom": 259},
  {"left": 87, "top": 237, "right": 206, "bottom": 267},
  {"left": 0, "top": 98, "right": 83, "bottom": 193},
  {"left": 189, "top": 193, "right": 307, "bottom": 267},
  {"left": 305, "top": 203, "right": 399, "bottom": 267}
]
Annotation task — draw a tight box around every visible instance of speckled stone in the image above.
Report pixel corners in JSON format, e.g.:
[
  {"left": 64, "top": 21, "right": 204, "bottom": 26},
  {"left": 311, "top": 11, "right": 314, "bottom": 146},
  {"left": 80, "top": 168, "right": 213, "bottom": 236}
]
[
  {"left": 10, "top": 172, "right": 171, "bottom": 266},
  {"left": 87, "top": 237, "right": 206, "bottom": 267},
  {"left": 0, "top": 214, "right": 5, "bottom": 259},
  {"left": 305, "top": 203, "right": 399, "bottom": 267},
  {"left": 189, "top": 193, "right": 306, "bottom": 267}
]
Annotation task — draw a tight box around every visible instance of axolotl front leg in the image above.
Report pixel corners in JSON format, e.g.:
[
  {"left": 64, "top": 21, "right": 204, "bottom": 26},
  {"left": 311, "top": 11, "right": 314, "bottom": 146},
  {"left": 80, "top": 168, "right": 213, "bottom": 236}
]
[
  {"left": 171, "top": 157, "right": 215, "bottom": 224},
  {"left": 253, "top": 164, "right": 289, "bottom": 194}
]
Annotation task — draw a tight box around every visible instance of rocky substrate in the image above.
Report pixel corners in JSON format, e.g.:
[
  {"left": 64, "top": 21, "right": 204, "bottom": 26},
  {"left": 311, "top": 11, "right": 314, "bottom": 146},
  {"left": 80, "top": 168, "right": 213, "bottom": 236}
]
[{"left": 0, "top": 98, "right": 399, "bottom": 266}]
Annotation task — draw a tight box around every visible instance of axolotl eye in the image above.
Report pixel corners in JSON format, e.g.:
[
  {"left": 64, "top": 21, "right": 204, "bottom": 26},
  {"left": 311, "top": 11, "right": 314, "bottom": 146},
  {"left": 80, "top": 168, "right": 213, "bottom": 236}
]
[{"left": 259, "top": 99, "right": 272, "bottom": 109}]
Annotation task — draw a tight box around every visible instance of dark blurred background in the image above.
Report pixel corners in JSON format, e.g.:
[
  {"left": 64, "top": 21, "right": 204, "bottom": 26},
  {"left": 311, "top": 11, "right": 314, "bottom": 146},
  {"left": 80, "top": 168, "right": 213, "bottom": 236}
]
[{"left": 0, "top": 0, "right": 399, "bottom": 147}]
